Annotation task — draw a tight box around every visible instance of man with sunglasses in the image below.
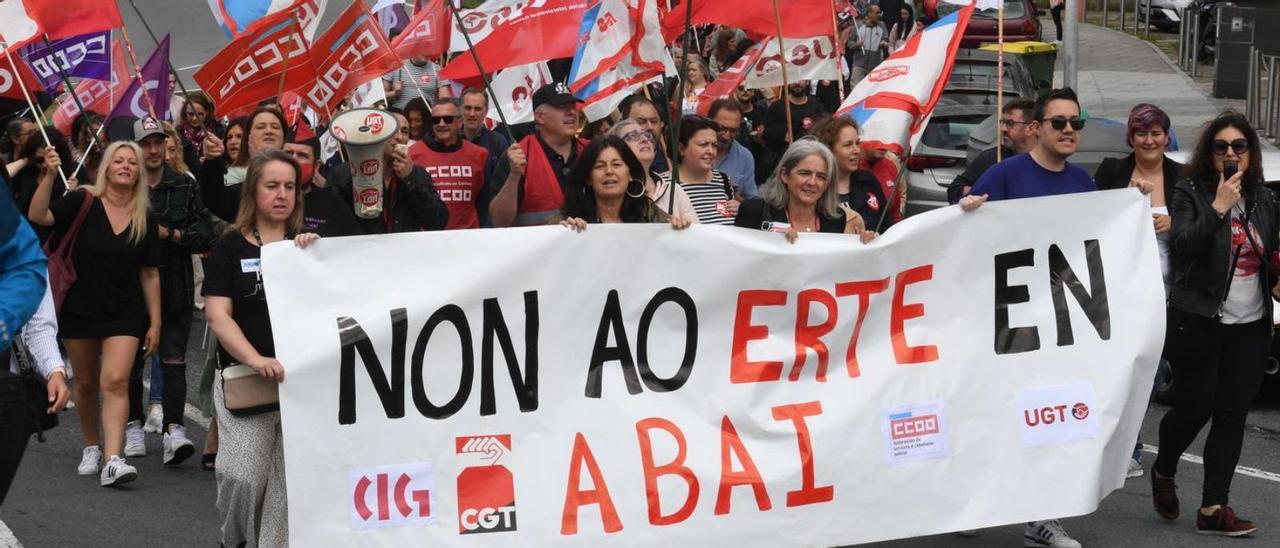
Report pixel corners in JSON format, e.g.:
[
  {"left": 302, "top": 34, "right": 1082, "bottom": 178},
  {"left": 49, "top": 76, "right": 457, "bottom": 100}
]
[
  {"left": 962, "top": 88, "right": 1096, "bottom": 211},
  {"left": 410, "top": 98, "right": 489, "bottom": 229},
  {"left": 948, "top": 98, "right": 1037, "bottom": 205}
]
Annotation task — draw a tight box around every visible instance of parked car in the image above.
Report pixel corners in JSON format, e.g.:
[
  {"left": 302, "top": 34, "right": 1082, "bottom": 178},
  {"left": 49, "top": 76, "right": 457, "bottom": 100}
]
[
  {"left": 1139, "top": 0, "right": 1194, "bottom": 32},
  {"left": 923, "top": 0, "right": 1043, "bottom": 48}
]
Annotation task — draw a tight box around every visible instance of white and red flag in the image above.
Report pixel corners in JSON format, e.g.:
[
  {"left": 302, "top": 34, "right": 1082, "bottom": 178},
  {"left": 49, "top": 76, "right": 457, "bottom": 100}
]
[
  {"left": 836, "top": 4, "right": 975, "bottom": 156},
  {"left": 567, "top": 0, "right": 675, "bottom": 122},
  {"left": 694, "top": 40, "right": 766, "bottom": 116},
  {"left": 440, "top": 0, "right": 590, "bottom": 80}
]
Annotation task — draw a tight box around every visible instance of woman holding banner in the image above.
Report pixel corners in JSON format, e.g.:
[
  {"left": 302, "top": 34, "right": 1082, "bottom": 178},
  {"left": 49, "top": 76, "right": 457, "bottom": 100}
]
[
  {"left": 609, "top": 119, "right": 697, "bottom": 223},
  {"left": 559, "top": 136, "right": 691, "bottom": 231},
  {"left": 204, "top": 149, "right": 318, "bottom": 547},
  {"left": 1156, "top": 112, "right": 1275, "bottom": 537},
  {"left": 734, "top": 138, "right": 876, "bottom": 244},
  {"left": 811, "top": 117, "right": 890, "bottom": 232}
]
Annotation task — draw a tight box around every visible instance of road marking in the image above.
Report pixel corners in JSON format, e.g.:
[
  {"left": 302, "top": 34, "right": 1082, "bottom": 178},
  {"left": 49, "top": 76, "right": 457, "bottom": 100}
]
[
  {"left": 0, "top": 518, "right": 22, "bottom": 547},
  {"left": 142, "top": 380, "right": 211, "bottom": 430},
  {"left": 1142, "top": 444, "right": 1280, "bottom": 483}
]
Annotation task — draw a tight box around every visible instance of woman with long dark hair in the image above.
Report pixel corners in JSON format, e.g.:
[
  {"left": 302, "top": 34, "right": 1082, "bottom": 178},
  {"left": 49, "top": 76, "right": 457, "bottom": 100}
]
[
  {"left": 179, "top": 92, "right": 222, "bottom": 168},
  {"left": 1153, "top": 112, "right": 1273, "bottom": 537},
  {"left": 559, "top": 136, "right": 690, "bottom": 231}
]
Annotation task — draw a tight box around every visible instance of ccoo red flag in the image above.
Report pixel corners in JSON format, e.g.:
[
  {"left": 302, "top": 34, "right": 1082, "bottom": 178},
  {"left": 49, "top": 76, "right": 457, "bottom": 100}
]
[
  {"left": 0, "top": 51, "right": 43, "bottom": 101},
  {"left": 299, "top": 1, "right": 402, "bottom": 113},
  {"left": 440, "top": 0, "right": 590, "bottom": 81},
  {"left": 194, "top": 9, "right": 316, "bottom": 118},
  {"left": 660, "top": 0, "right": 832, "bottom": 42},
  {"left": 28, "top": 0, "right": 125, "bottom": 41},
  {"left": 392, "top": 0, "right": 449, "bottom": 61}
]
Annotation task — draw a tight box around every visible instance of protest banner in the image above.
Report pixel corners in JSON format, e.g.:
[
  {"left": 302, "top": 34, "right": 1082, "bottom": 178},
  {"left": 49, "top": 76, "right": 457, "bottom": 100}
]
[
  {"left": 195, "top": 10, "right": 312, "bottom": 117},
  {"left": 300, "top": 1, "right": 402, "bottom": 114},
  {"left": 20, "top": 31, "right": 111, "bottom": 94},
  {"left": 264, "top": 189, "right": 1164, "bottom": 546},
  {"left": 744, "top": 35, "right": 840, "bottom": 89}
]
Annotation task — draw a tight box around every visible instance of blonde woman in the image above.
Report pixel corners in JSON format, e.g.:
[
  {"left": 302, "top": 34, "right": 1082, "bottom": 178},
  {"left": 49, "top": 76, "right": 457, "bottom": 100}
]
[
  {"left": 27, "top": 141, "right": 161, "bottom": 487},
  {"left": 204, "top": 149, "right": 317, "bottom": 547}
]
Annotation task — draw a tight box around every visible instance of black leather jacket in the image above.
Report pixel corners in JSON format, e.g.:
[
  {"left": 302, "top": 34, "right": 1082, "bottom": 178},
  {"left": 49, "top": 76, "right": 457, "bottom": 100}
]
[{"left": 1168, "top": 175, "right": 1280, "bottom": 319}]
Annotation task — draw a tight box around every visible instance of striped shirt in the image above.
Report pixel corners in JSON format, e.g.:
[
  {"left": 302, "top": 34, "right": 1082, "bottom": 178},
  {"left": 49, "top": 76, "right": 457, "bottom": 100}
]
[
  {"left": 661, "top": 170, "right": 735, "bottom": 225},
  {"left": 384, "top": 60, "right": 442, "bottom": 110}
]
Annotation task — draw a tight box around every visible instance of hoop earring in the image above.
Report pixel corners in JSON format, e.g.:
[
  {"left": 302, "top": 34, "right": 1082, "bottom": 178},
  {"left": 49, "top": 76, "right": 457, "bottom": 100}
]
[{"left": 626, "top": 178, "right": 646, "bottom": 198}]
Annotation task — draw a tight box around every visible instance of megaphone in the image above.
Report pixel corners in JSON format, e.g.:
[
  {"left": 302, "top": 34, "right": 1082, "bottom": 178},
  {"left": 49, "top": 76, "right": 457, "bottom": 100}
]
[{"left": 331, "top": 108, "right": 399, "bottom": 219}]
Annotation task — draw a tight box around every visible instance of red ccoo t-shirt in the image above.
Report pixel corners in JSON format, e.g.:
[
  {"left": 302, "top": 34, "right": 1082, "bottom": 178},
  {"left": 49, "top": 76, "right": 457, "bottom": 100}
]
[{"left": 409, "top": 139, "right": 489, "bottom": 229}]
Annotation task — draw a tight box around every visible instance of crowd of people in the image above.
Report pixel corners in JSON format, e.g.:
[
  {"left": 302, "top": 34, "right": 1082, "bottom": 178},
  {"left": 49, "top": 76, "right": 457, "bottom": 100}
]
[{"left": 0, "top": 2, "right": 1274, "bottom": 547}]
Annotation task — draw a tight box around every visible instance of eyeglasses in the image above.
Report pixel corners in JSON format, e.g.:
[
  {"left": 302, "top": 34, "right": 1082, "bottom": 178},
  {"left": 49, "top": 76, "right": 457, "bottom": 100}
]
[
  {"left": 1040, "top": 117, "right": 1086, "bottom": 131},
  {"left": 1212, "top": 138, "right": 1249, "bottom": 156},
  {"left": 1000, "top": 119, "right": 1029, "bottom": 128},
  {"left": 621, "top": 130, "right": 654, "bottom": 144},
  {"left": 430, "top": 115, "right": 458, "bottom": 125}
]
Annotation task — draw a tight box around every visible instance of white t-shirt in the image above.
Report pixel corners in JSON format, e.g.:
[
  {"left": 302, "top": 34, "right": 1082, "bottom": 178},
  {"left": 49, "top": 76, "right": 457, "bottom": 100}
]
[
  {"left": 1220, "top": 206, "right": 1267, "bottom": 324},
  {"left": 1152, "top": 205, "right": 1172, "bottom": 292}
]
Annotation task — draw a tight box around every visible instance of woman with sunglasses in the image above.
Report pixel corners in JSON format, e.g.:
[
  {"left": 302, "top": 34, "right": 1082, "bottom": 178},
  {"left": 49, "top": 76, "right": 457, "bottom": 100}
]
[
  {"left": 559, "top": 136, "right": 691, "bottom": 231},
  {"left": 609, "top": 119, "right": 697, "bottom": 223},
  {"left": 1152, "top": 112, "right": 1275, "bottom": 537},
  {"left": 734, "top": 138, "right": 874, "bottom": 244}
]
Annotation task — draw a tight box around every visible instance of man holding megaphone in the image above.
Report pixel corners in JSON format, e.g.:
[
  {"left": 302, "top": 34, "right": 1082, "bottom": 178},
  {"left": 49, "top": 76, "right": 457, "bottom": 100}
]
[{"left": 327, "top": 109, "right": 449, "bottom": 234}]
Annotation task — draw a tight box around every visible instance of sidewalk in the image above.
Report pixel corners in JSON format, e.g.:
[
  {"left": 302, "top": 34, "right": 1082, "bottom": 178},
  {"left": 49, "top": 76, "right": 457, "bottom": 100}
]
[{"left": 1055, "top": 22, "right": 1238, "bottom": 147}]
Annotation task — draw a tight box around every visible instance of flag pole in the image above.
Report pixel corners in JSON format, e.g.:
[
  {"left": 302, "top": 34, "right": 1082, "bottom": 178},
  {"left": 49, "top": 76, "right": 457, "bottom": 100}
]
[
  {"left": 670, "top": 0, "right": 695, "bottom": 214},
  {"left": 830, "top": 2, "right": 845, "bottom": 101},
  {"left": 771, "top": 0, "right": 794, "bottom": 143},
  {"left": 3, "top": 51, "right": 68, "bottom": 186},
  {"left": 40, "top": 35, "right": 98, "bottom": 175},
  {"left": 118, "top": 25, "right": 159, "bottom": 120},
  {"left": 126, "top": 0, "right": 190, "bottom": 99},
  {"left": 996, "top": 1, "right": 1004, "bottom": 162},
  {"left": 447, "top": 2, "right": 517, "bottom": 144}
]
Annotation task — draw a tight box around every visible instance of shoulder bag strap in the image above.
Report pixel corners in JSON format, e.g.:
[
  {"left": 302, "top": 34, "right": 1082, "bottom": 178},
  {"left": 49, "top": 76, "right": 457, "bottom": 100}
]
[{"left": 54, "top": 192, "right": 94, "bottom": 259}]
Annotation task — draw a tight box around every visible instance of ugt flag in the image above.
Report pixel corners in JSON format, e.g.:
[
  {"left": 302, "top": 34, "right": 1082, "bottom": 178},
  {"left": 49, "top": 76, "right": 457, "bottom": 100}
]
[
  {"left": 208, "top": 0, "right": 326, "bottom": 40},
  {"left": 20, "top": 31, "right": 112, "bottom": 94},
  {"left": 568, "top": 0, "right": 675, "bottom": 122},
  {"left": 835, "top": 4, "right": 974, "bottom": 157},
  {"left": 109, "top": 35, "right": 172, "bottom": 122}
]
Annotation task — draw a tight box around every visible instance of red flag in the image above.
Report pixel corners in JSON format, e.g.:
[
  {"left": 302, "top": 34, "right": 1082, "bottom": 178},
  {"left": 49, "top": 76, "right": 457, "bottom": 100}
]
[
  {"left": 660, "top": 0, "right": 832, "bottom": 42},
  {"left": 300, "top": 1, "right": 402, "bottom": 113},
  {"left": 29, "top": 0, "right": 125, "bottom": 41},
  {"left": 439, "top": 0, "right": 590, "bottom": 81},
  {"left": 194, "top": 9, "right": 316, "bottom": 118},
  {"left": 0, "top": 52, "right": 43, "bottom": 101},
  {"left": 392, "top": 0, "right": 449, "bottom": 60},
  {"left": 695, "top": 41, "right": 766, "bottom": 116},
  {"left": 51, "top": 43, "right": 129, "bottom": 134}
]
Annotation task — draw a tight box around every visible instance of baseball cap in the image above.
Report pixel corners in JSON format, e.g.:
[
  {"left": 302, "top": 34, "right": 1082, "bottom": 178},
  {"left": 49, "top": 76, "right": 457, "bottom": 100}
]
[
  {"left": 133, "top": 116, "right": 166, "bottom": 142},
  {"left": 531, "top": 82, "right": 583, "bottom": 110}
]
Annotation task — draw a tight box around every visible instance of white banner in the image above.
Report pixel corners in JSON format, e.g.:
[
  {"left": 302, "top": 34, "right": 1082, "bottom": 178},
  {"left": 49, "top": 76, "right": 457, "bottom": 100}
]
[
  {"left": 745, "top": 35, "right": 841, "bottom": 89},
  {"left": 264, "top": 190, "right": 1164, "bottom": 547}
]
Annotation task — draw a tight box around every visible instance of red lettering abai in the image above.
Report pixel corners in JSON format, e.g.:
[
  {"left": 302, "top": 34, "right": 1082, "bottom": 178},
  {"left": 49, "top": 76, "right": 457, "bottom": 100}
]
[{"left": 409, "top": 140, "right": 489, "bottom": 229}]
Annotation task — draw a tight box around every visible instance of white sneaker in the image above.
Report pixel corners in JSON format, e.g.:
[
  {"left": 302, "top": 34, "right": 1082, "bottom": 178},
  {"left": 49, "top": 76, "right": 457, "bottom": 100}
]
[
  {"left": 124, "top": 420, "right": 146, "bottom": 457},
  {"left": 77, "top": 446, "right": 102, "bottom": 475},
  {"left": 1024, "top": 520, "right": 1082, "bottom": 548},
  {"left": 1126, "top": 458, "right": 1144, "bottom": 479},
  {"left": 143, "top": 404, "right": 163, "bottom": 434},
  {"left": 100, "top": 456, "right": 138, "bottom": 487},
  {"left": 163, "top": 424, "right": 196, "bottom": 466}
]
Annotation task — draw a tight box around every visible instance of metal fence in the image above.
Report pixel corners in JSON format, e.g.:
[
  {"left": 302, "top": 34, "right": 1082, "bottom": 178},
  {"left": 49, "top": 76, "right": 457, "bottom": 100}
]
[{"left": 1245, "top": 47, "right": 1280, "bottom": 145}]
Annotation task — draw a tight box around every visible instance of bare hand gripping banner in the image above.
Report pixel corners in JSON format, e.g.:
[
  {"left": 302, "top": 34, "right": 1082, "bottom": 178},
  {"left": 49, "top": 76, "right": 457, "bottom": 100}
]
[{"left": 263, "top": 190, "right": 1165, "bottom": 547}]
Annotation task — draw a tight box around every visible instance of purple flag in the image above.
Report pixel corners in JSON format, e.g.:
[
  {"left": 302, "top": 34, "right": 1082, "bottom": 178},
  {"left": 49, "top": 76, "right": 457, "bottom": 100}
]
[
  {"left": 19, "top": 31, "right": 113, "bottom": 94},
  {"left": 373, "top": 0, "right": 409, "bottom": 37},
  {"left": 109, "top": 35, "right": 171, "bottom": 122}
]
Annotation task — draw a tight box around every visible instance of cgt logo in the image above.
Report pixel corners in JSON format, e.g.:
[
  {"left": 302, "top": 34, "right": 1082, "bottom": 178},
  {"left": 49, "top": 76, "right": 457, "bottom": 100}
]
[
  {"left": 457, "top": 435, "right": 517, "bottom": 534},
  {"left": 349, "top": 463, "right": 435, "bottom": 530}
]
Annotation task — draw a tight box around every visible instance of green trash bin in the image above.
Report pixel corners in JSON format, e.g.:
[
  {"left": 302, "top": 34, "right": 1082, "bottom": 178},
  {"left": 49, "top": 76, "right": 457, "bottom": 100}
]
[{"left": 979, "top": 41, "right": 1058, "bottom": 95}]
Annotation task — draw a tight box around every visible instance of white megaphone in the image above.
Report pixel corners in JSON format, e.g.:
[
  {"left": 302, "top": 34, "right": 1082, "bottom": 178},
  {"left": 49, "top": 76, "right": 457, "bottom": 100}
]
[{"left": 331, "top": 108, "right": 399, "bottom": 219}]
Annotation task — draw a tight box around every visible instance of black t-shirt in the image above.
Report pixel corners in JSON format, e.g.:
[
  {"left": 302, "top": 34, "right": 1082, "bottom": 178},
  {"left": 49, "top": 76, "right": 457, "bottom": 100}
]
[
  {"left": 734, "top": 198, "right": 847, "bottom": 234},
  {"left": 841, "top": 170, "right": 893, "bottom": 232},
  {"left": 50, "top": 189, "right": 160, "bottom": 325},
  {"left": 303, "top": 187, "right": 361, "bottom": 237},
  {"left": 203, "top": 232, "right": 275, "bottom": 365}
]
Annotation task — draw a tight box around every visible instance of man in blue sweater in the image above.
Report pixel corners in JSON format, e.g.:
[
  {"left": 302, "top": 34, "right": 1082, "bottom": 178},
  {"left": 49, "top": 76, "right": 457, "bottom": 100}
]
[{"left": 962, "top": 87, "right": 1096, "bottom": 209}]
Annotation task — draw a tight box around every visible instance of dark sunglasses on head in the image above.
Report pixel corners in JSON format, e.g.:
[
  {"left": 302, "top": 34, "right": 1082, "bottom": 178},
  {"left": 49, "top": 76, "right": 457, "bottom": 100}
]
[
  {"left": 430, "top": 115, "right": 458, "bottom": 125},
  {"left": 1212, "top": 138, "right": 1249, "bottom": 156},
  {"left": 1040, "top": 117, "right": 1086, "bottom": 131}
]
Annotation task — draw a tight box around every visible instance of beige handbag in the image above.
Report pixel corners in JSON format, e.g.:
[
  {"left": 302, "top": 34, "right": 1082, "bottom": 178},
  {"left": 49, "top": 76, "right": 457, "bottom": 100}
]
[{"left": 221, "top": 364, "right": 280, "bottom": 416}]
